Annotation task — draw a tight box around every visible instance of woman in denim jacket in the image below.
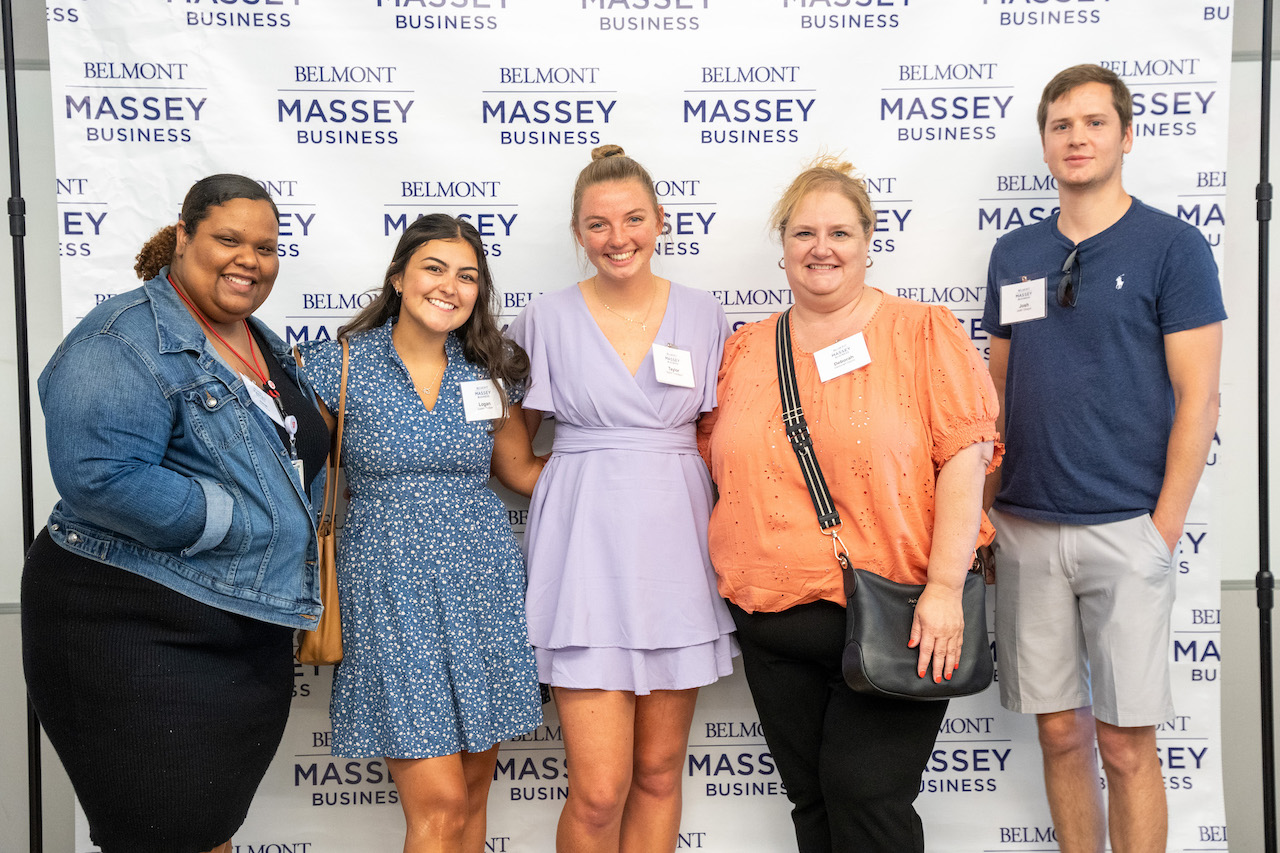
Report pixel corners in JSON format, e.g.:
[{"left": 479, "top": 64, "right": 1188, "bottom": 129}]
[{"left": 21, "top": 174, "right": 329, "bottom": 853}]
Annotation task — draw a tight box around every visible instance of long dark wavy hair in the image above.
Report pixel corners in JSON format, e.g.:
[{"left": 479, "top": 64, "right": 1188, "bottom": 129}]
[{"left": 339, "top": 213, "right": 530, "bottom": 422}]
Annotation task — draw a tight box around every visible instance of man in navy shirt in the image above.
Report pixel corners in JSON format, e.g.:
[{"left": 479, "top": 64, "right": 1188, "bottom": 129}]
[{"left": 982, "top": 64, "right": 1224, "bottom": 853}]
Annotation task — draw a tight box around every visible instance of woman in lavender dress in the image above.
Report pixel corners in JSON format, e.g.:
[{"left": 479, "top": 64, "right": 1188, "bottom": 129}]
[{"left": 506, "top": 145, "right": 735, "bottom": 852}]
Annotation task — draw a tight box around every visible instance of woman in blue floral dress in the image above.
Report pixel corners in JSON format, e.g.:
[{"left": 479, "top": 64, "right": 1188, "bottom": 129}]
[{"left": 300, "top": 214, "right": 543, "bottom": 853}]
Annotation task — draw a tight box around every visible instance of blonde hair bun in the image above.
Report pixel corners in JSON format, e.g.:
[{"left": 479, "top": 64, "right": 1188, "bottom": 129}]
[
  {"left": 591, "top": 144, "right": 626, "bottom": 161},
  {"left": 571, "top": 144, "right": 659, "bottom": 229}
]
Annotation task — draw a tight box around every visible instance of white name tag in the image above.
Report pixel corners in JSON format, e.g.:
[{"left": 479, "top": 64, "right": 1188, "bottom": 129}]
[
  {"left": 999, "top": 277, "right": 1048, "bottom": 325},
  {"left": 461, "top": 379, "right": 504, "bottom": 422},
  {"left": 652, "top": 343, "right": 695, "bottom": 388},
  {"left": 813, "top": 333, "right": 872, "bottom": 383},
  {"left": 241, "top": 373, "right": 285, "bottom": 427}
]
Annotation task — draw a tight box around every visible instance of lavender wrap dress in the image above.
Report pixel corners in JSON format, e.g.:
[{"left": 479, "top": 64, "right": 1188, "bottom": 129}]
[{"left": 507, "top": 283, "right": 736, "bottom": 694}]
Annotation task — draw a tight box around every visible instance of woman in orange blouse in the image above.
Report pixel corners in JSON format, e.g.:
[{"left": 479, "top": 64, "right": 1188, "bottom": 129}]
[{"left": 698, "top": 156, "right": 1000, "bottom": 853}]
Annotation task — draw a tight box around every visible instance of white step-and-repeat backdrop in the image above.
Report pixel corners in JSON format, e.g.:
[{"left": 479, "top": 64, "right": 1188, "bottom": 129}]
[{"left": 45, "top": 1, "right": 1232, "bottom": 850}]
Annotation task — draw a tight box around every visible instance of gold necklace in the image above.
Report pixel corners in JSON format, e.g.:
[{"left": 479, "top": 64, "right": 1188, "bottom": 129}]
[
  {"left": 417, "top": 358, "right": 447, "bottom": 394},
  {"left": 594, "top": 277, "right": 657, "bottom": 332}
]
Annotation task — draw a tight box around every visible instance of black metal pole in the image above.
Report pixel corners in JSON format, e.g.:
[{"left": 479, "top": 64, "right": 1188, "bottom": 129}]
[
  {"left": 1260, "top": 1, "right": 1277, "bottom": 851},
  {"left": 1, "top": 0, "right": 39, "bottom": 851}
]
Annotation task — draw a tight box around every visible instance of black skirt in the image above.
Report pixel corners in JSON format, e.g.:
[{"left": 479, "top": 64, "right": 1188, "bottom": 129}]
[{"left": 21, "top": 528, "right": 295, "bottom": 853}]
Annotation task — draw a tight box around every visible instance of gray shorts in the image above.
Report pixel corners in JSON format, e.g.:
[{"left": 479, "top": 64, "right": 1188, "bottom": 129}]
[{"left": 990, "top": 508, "right": 1176, "bottom": 727}]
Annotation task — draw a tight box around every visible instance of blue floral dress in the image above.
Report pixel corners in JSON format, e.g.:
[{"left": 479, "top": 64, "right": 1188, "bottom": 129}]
[{"left": 300, "top": 320, "right": 541, "bottom": 758}]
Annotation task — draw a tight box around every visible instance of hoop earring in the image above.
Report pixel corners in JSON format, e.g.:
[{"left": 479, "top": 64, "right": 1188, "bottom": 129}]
[
  {"left": 866, "top": 256, "right": 874, "bottom": 268},
  {"left": 778, "top": 258, "right": 785, "bottom": 270}
]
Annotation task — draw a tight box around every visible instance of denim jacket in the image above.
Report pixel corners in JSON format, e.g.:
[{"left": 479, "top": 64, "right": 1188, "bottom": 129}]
[{"left": 38, "top": 270, "right": 324, "bottom": 629}]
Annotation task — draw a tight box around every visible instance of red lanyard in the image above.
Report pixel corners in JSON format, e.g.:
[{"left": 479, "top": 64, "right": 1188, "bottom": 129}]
[{"left": 168, "top": 274, "right": 278, "bottom": 398}]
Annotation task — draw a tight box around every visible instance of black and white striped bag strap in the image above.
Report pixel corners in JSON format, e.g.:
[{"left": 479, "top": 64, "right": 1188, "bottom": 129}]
[{"left": 775, "top": 307, "right": 842, "bottom": 535}]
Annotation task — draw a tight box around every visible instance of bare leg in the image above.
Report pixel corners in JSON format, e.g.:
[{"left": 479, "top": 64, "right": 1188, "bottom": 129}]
[
  {"left": 1036, "top": 708, "right": 1106, "bottom": 853},
  {"left": 554, "top": 688, "right": 637, "bottom": 852},
  {"left": 619, "top": 688, "right": 699, "bottom": 853},
  {"left": 460, "top": 747, "right": 501, "bottom": 853},
  {"left": 1095, "top": 722, "right": 1166, "bottom": 853},
  {"left": 386, "top": 754, "right": 470, "bottom": 853}
]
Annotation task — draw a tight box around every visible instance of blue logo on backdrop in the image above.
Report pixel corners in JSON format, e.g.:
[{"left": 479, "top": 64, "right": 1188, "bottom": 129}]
[
  {"left": 294, "top": 758, "right": 400, "bottom": 807},
  {"left": 919, "top": 744, "right": 1010, "bottom": 794},
  {"left": 1174, "top": 630, "right": 1220, "bottom": 685},
  {"left": 285, "top": 325, "right": 338, "bottom": 346},
  {"left": 1098, "top": 56, "right": 1217, "bottom": 138},
  {"left": 486, "top": 65, "right": 613, "bottom": 146},
  {"left": 581, "top": 0, "right": 705, "bottom": 32},
  {"left": 1155, "top": 741, "right": 1210, "bottom": 791},
  {"left": 1157, "top": 714, "right": 1194, "bottom": 733},
  {"left": 258, "top": 179, "right": 316, "bottom": 259},
  {"left": 47, "top": 5, "right": 79, "bottom": 23},
  {"left": 385, "top": 179, "right": 517, "bottom": 256},
  {"left": 713, "top": 288, "right": 794, "bottom": 332},
  {"left": 894, "top": 283, "right": 989, "bottom": 348},
  {"left": 278, "top": 64, "right": 412, "bottom": 146},
  {"left": 508, "top": 724, "right": 561, "bottom": 743},
  {"left": 171, "top": 0, "right": 297, "bottom": 30},
  {"left": 655, "top": 178, "right": 714, "bottom": 259},
  {"left": 783, "top": 0, "right": 908, "bottom": 31},
  {"left": 57, "top": 177, "right": 107, "bottom": 261},
  {"left": 67, "top": 59, "right": 204, "bottom": 143},
  {"left": 292, "top": 663, "right": 323, "bottom": 701},
  {"left": 685, "top": 64, "right": 813, "bottom": 145},
  {"left": 997, "top": 826, "right": 1059, "bottom": 845},
  {"left": 880, "top": 62, "right": 1010, "bottom": 142},
  {"left": 686, "top": 721, "right": 784, "bottom": 798},
  {"left": 1130, "top": 87, "right": 1215, "bottom": 138},
  {"left": 982, "top": 0, "right": 1105, "bottom": 28},
  {"left": 1100, "top": 57, "right": 1202, "bottom": 78},
  {"left": 378, "top": 0, "right": 504, "bottom": 32},
  {"left": 1199, "top": 826, "right": 1230, "bottom": 843},
  {"left": 498, "top": 752, "right": 569, "bottom": 802},
  {"left": 702, "top": 720, "right": 765, "bottom": 738},
  {"left": 920, "top": 715, "right": 1011, "bottom": 794},
  {"left": 1178, "top": 187, "right": 1225, "bottom": 248},
  {"left": 976, "top": 172, "right": 1060, "bottom": 233},
  {"left": 688, "top": 750, "right": 787, "bottom": 798},
  {"left": 866, "top": 175, "right": 908, "bottom": 255}
]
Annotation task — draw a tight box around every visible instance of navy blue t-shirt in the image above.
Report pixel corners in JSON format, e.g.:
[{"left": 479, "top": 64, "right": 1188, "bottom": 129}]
[{"left": 981, "top": 198, "right": 1225, "bottom": 524}]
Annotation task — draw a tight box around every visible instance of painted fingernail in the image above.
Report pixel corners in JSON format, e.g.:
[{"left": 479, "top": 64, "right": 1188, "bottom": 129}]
[
  {"left": 918, "top": 670, "right": 926, "bottom": 678},
  {"left": 934, "top": 675, "right": 942, "bottom": 683}
]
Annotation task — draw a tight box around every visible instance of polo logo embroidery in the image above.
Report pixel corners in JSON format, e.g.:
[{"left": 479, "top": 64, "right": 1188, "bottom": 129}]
[{"left": 1115, "top": 274, "right": 1125, "bottom": 290}]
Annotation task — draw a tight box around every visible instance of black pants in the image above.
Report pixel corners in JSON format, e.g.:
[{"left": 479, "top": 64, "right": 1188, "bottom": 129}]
[{"left": 729, "top": 600, "right": 948, "bottom": 853}]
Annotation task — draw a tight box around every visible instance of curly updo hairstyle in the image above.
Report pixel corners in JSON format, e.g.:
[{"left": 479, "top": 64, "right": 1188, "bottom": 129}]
[{"left": 134, "top": 174, "right": 279, "bottom": 280}]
